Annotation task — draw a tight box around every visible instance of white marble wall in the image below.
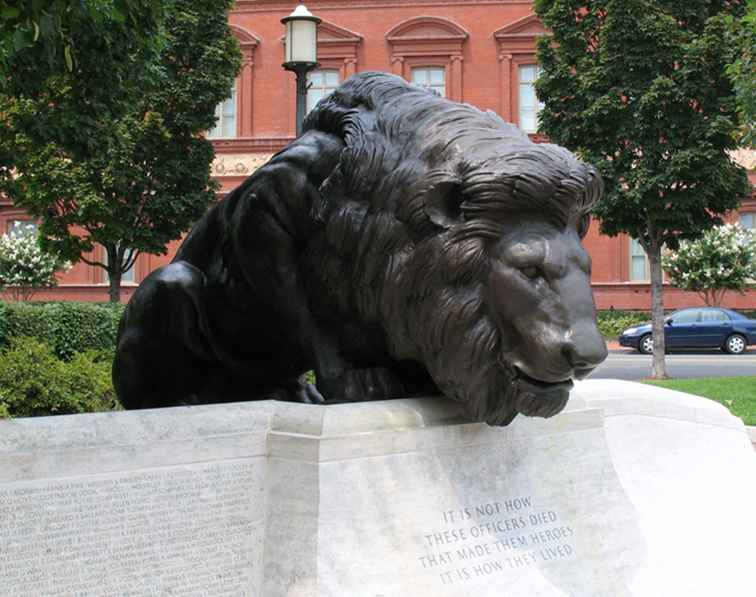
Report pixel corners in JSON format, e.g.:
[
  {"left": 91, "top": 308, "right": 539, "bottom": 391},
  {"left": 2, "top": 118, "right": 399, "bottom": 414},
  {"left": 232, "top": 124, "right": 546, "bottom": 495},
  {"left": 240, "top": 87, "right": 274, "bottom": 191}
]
[{"left": 1, "top": 381, "right": 754, "bottom": 596}]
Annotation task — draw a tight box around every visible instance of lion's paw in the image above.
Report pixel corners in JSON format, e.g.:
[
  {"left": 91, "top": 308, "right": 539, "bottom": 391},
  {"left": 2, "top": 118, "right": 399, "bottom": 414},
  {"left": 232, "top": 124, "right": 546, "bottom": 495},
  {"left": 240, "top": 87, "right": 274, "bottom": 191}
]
[
  {"left": 318, "top": 367, "right": 406, "bottom": 403},
  {"left": 278, "top": 377, "right": 325, "bottom": 404}
]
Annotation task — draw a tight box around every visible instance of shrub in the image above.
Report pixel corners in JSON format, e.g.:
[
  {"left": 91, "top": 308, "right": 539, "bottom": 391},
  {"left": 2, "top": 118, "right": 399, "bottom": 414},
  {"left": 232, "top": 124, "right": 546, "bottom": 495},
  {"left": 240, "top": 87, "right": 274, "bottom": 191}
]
[
  {"left": 663, "top": 224, "right": 756, "bottom": 306},
  {"left": 0, "top": 227, "right": 69, "bottom": 301},
  {"left": 0, "top": 337, "right": 119, "bottom": 418},
  {"left": 0, "top": 301, "right": 125, "bottom": 359},
  {"left": 596, "top": 311, "right": 650, "bottom": 339}
]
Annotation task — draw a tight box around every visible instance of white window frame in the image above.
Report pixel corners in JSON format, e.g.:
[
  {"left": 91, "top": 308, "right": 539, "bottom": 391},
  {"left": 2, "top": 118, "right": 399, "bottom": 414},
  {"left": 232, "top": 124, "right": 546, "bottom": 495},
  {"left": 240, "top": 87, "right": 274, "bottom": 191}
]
[
  {"left": 207, "top": 80, "right": 238, "bottom": 139},
  {"left": 411, "top": 66, "right": 446, "bottom": 97},
  {"left": 102, "top": 246, "right": 136, "bottom": 285},
  {"left": 307, "top": 69, "right": 340, "bottom": 114},
  {"left": 7, "top": 220, "right": 37, "bottom": 237},
  {"left": 518, "top": 64, "right": 544, "bottom": 133},
  {"left": 629, "top": 238, "right": 650, "bottom": 282}
]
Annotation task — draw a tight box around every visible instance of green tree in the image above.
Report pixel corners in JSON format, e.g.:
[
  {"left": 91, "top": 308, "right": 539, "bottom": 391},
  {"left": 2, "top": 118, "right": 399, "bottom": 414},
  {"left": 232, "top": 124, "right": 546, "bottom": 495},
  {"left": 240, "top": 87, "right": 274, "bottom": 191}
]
[
  {"left": 725, "top": 0, "right": 756, "bottom": 145},
  {"left": 534, "top": 0, "right": 752, "bottom": 378},
  {"left": 663, "top": 223, "right": 756, "bottom": 306},
  {"left": 0, "top": 0, "right": 241, "bottom": 302}
]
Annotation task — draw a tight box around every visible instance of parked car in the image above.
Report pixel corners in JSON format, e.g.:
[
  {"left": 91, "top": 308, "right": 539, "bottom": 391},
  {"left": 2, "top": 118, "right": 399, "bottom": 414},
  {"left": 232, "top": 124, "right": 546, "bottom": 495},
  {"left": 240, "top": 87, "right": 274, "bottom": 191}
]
[{"left": 618, "top": 307, "right": 756, "bottom": 354}]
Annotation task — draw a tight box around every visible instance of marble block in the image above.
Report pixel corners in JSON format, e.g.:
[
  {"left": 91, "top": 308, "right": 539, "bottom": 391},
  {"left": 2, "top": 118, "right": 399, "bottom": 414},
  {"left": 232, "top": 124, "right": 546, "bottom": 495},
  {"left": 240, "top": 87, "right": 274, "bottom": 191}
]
[{"left": 1, "top": 380, "right": 754, "bottom": 596}]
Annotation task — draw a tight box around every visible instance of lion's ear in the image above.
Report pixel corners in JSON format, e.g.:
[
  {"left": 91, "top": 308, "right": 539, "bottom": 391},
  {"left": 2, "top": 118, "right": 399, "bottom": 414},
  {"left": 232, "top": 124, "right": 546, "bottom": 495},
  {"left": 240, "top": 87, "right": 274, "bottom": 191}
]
[{"left": 425, "top": 175, "right": 464, "bottom": 230}]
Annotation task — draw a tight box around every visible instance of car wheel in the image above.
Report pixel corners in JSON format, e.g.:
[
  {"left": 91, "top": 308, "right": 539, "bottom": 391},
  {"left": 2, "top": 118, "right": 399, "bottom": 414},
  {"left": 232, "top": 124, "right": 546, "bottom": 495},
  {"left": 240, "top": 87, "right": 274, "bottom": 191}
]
[
  {"left": 638, "top": 334, "right": 653, "bottom": 355},
  {"left": 724, "top": 334, "right": 747, "bottom": 355}
]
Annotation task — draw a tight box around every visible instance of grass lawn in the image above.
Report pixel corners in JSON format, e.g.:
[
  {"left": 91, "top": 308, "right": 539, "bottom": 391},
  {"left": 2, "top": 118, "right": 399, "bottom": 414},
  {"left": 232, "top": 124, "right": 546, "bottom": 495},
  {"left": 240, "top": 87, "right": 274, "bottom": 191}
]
[{"left": 643, "top": 376, "right": 756, "bottom": 426}]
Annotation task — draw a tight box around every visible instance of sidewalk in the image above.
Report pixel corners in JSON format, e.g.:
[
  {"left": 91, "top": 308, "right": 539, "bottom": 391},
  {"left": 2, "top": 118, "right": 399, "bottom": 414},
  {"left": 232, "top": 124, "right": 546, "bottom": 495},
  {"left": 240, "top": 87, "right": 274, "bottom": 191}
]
[{"left": 606, "top": 340, "right": 624, "bottom": 352}]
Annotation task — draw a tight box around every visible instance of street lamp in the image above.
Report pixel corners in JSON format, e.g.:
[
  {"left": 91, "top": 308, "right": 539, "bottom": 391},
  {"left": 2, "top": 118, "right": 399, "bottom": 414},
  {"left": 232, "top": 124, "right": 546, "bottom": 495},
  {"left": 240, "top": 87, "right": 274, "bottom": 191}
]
[{"left": 282, "top": 3, "right": 321, "bottom": 136}]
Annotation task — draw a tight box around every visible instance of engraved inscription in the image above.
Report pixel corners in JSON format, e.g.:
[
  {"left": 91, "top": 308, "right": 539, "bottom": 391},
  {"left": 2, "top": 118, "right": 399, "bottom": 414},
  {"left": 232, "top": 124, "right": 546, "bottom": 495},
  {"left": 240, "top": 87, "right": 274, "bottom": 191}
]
[
  {"left": 418, "top": 496, "right": 576, "bottom": 586},
  {"left": 0, "top": 461, "right": 260, "bottom": 596}
]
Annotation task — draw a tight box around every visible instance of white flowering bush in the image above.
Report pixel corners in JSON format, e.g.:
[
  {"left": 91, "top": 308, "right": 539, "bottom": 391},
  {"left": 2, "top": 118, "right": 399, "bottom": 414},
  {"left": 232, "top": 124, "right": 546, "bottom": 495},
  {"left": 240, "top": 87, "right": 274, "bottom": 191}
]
[
  {"left": 663, "top": 223, "right": 756, "bottom": 306},
  {"left": 0, "top": 228, "right": 69, "bottom": 301}
]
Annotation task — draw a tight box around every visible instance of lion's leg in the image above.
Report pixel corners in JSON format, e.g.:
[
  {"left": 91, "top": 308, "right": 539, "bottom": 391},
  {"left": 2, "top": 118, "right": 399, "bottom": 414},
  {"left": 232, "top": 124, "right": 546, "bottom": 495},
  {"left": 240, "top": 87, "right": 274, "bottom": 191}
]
[{"left": 113, "top": 261, "right": 216, "bottom": 409}]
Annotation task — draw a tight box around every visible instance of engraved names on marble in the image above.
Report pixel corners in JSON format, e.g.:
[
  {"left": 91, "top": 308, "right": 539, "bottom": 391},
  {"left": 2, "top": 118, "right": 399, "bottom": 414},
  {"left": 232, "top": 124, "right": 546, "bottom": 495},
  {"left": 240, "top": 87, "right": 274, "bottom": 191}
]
[{"left": 0, "top": 461, "right": 261, "bottom": 597}]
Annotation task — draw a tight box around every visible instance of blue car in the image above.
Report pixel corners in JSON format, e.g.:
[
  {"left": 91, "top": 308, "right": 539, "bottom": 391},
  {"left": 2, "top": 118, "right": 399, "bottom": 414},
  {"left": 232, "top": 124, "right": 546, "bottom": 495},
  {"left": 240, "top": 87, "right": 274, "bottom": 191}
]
[{"left": 619, "top": 307, "right": 756, "bottom": 354}]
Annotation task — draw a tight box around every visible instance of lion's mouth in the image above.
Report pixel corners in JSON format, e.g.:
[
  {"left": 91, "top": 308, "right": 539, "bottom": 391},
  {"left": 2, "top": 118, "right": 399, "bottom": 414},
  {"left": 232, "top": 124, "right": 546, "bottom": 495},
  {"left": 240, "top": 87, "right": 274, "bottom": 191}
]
[
  {"left": 511, "top": 367, "right": 573, "bottom": 418},
  {"left": 514, "top": 368, "right": 573, "bottom": 390}
]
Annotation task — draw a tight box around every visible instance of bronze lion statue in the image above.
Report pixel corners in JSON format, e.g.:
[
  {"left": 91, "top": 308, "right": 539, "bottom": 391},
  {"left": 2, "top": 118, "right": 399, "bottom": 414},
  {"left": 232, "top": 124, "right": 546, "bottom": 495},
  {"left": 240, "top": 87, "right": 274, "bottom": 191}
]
[{"left": 113, "top": 72, "right": 607, "bottom": 426}]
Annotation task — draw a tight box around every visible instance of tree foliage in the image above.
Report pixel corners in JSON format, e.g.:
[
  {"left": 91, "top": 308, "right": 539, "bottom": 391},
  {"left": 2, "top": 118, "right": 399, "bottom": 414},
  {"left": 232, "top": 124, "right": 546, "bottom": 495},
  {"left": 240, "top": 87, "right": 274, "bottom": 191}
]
[
  {"left": 0, "top": 0, "right": 241, "bottom": 302},
  {"left": 0, "top": 0, "right": 163, "bottom": 95},
  {"left": 0, "top": 226, "right": 69, "bottom": 301},
  {"left": 725, "top": 0, "right": 756, "bottom": 145},
  {"left": 663, "top": 223, "right": 756, "bottom": 306},
  {"left": 534, "top": 0, "right": 752, "bottom": 377}
]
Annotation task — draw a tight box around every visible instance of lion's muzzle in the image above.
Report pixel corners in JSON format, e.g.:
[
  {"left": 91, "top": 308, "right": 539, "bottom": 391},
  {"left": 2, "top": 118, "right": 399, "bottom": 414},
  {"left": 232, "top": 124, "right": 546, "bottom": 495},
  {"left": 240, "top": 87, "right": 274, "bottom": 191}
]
[{"left": 511, "top": 368, "right": 573, "bottom": 418}]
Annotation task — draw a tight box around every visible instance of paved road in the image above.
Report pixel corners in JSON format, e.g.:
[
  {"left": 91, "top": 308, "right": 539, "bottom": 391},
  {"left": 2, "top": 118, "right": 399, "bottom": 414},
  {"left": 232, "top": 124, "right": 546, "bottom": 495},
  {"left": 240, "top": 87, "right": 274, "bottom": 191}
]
[{"left": 591, "top": 349, "right": 756, "bottom": 380}]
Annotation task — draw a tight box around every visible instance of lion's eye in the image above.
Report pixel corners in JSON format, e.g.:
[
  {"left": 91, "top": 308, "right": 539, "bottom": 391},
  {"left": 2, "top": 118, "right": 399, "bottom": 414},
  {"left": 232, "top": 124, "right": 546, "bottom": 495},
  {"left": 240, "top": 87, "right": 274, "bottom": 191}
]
[{"left": 520, "top": 266, "right": 541, "bottom": 280}]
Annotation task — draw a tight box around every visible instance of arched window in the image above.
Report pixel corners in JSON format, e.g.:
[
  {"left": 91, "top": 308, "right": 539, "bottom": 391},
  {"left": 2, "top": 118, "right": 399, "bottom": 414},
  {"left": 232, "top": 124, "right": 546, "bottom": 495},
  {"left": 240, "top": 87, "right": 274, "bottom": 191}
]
[
  {"left": 494, "top": 14, "right": 549, "bottom": 130},
  {"left": 386, "top": 17, "right": 467, "bottom": 101}
]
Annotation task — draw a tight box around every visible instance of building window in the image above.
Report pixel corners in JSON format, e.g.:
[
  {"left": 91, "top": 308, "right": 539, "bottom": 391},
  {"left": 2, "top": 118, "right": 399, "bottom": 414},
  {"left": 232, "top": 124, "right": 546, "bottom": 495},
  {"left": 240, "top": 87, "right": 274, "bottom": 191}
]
[
  {"left": 630, "top": 238, "right": 650, "bottom": 281},
  {"left": 411, "top": 67, "right": 446, "bottom": 97},
  {"left": 386, "top": 16, "right": 467, "bottom": 102},
  {"left": 207, "top": 81, "right": 237, "bottom": 139},
  {"left": 7, "top": 220, "right": 37, "bottom": 237},
  {"left": 103, "top": 247, "right": 136, "bottom": 285},
  {"left": 518, "top": 65, "right": 544, "bottom": 133},
  {"left": 740, "top": 212, "right": 755, "bottom": 230},
  {"left": 307, "top": 69, "right": 340, "bottom": 113}
]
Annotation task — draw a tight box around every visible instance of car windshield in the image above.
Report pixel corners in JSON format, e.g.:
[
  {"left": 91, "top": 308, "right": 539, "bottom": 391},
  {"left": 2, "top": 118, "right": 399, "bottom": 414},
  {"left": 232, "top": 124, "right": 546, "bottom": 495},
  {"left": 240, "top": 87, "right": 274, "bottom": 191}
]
[{"left": 726, "top": 310, "right": 747, "bottom": 320}]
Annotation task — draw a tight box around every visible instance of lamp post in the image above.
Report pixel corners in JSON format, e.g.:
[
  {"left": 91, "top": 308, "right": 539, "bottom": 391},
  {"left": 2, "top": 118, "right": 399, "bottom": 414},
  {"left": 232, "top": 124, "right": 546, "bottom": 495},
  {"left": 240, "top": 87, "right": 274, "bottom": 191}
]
[{"left": 282, "top": 3, "right": 321, "bottom": 136}]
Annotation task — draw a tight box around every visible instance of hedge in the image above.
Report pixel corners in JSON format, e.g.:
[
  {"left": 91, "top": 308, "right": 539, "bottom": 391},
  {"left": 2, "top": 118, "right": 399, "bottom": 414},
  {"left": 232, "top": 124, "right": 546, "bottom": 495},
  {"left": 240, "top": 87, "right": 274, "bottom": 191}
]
[
  {"left": 0, "top": 337, "right": 119, "bottom": 418},
  {"left": 0, "top": 301, "right": 125, "bottom": 360},
  {"left": 596, "top": 310, "right": 650, "bottom": 339}
]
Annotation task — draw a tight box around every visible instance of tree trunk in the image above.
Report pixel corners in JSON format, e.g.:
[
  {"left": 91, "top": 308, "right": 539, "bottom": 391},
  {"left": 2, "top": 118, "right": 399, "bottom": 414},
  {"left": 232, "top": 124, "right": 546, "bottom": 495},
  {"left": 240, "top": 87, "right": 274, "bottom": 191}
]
[
  {"left": 108, "top": 269, "right": 122, "bottom": 303},
  {"left": 106, "top": 244, "right": 122, "bottom": 303},
  {"left": 647, "top": 242, "right": 668, "bottom": 379}
]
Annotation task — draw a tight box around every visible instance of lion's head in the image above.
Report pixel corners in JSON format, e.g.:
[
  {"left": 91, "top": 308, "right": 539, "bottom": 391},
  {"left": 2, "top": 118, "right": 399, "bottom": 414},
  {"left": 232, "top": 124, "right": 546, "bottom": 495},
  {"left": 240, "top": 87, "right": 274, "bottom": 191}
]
[{"left": 304, "top": 72, "right": 607, "bottom": 425}]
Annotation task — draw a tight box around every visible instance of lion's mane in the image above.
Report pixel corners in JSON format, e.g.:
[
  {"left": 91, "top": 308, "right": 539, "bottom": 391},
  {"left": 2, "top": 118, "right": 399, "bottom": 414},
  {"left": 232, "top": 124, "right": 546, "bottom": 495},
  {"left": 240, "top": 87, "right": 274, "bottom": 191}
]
[{"left": 302, "top": 72, "right": 603, "bottom": 423}]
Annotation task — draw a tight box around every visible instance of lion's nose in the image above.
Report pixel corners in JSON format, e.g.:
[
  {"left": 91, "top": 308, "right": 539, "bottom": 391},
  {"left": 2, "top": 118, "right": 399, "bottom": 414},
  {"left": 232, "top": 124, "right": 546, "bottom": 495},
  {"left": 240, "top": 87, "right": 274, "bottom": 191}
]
[{"left": 561, "top": 331, "right": 608, "bottom": 378}]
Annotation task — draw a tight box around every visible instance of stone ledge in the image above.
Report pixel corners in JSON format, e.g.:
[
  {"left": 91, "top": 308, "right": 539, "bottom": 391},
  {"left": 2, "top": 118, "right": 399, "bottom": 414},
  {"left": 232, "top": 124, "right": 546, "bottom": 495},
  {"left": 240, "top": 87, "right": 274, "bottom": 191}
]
[{"left": 747, "top": 425, "right": 756, "bottom": 449}]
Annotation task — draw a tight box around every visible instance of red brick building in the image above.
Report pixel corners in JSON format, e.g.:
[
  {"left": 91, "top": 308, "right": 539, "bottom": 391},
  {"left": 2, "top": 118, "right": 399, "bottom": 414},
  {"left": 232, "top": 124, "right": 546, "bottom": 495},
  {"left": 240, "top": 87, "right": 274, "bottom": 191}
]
[{"left": 2, "top": 0, "right": 754, "bottom": 309}]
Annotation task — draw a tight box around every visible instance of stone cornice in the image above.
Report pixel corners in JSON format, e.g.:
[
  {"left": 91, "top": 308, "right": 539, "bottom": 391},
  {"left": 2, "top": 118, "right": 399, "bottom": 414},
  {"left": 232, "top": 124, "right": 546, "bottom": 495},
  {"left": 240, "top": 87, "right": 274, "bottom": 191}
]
[
  {"left": 234, "top": 0, "right": 532, "bottom": 12},
  {"left": 212, "top": 137, "right": 293, "bottom": 154}
]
